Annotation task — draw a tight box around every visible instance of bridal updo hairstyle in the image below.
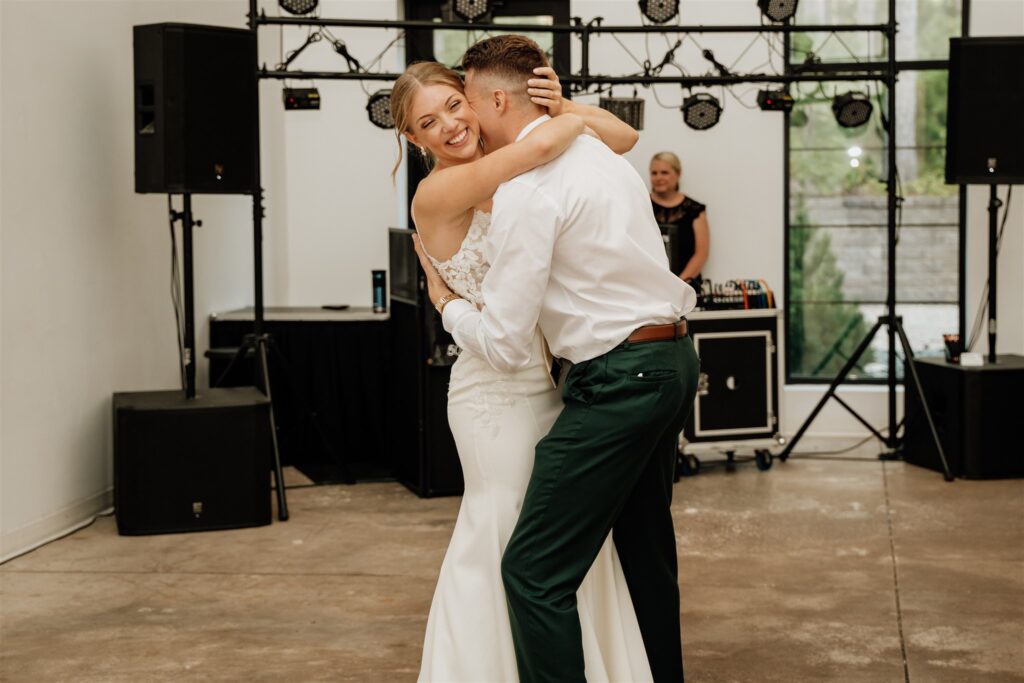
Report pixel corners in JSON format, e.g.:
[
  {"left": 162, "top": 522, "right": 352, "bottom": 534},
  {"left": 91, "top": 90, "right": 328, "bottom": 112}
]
[{"left": 389, "top": 61, "right": 466, "bottom": 180}]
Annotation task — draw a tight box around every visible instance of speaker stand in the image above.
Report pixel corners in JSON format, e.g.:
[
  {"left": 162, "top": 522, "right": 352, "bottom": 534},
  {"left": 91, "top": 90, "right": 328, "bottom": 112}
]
[
  {"left": 778, "top": 315, "right": 954, "bottom": 481},
  {"left": 171, "top": 193, "right": 289, "bottom": 521},
  {"left": 986, "top": 184, "right": 1003, "bottom": 363},
  {"left": 170, "top": 194, "right": 199, "bottom": 399}
]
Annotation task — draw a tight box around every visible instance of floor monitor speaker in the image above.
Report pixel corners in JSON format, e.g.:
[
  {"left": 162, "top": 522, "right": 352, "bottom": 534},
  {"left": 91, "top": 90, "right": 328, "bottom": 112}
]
[{"left": 113, "top": 387, "right": 273, "bottom": 534}]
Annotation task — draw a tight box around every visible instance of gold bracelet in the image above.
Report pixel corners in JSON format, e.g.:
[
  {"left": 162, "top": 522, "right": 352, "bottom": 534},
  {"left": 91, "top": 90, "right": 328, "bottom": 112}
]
[{"left": 435, "top": 292, "right": 461, "bottom": 314}]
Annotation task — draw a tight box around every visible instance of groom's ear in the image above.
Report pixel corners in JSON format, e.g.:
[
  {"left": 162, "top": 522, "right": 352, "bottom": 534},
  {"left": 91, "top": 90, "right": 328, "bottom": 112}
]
[{"left": 491, "top": 89, "right": 508, "bottom": 114}]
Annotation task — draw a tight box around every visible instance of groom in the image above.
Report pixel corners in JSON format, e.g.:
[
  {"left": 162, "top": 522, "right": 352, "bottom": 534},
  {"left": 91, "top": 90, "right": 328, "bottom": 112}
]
[{"left": 420, "top": 35, "right": 698, "bottom": 682}]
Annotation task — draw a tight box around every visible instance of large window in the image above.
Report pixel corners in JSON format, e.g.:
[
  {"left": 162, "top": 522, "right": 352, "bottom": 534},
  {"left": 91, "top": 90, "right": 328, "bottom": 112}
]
[
  {"left": 786, "top": 0, "right": 963, "bottom": 382},
  {"left": 434, "top": 16, "right": 555, "bottom": 68}
]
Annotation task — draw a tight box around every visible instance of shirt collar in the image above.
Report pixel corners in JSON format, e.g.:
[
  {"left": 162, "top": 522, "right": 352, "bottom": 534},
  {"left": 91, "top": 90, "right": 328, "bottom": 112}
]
[{"left": 515, "top": 114, "right": 552, "bottom": 143}]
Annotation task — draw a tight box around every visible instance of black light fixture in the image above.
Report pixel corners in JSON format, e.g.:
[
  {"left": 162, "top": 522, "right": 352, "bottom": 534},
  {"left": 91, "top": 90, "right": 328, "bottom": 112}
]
[
  {"left": 639, "top": 0, "right": 679, "bottom": 24},
  {"left": 283, "top": 87, "right": 320, "bottom": 110},
  {"left": 757, "top": 89, "right": 795, "bottom": 112},
  {"left": 681, "top": 93, "right": 722, "bottom": 130},
  {"left": 757, "top": 0, "right": 799, "bottom": 22},
  {"left": 366, "top": 90, "right": 395, "bottom": 129},
  {"left": 832, "top": 91, "right": 873, "bottom": 128},
  {"left": 279, "top": 0, "right": 318, "bottom": 15},
  {"left": 599, "top": 95, "right": 645, "bottom": 130},
  {"left": 446, "top": 0, "right": 492, "bottom": 23}
]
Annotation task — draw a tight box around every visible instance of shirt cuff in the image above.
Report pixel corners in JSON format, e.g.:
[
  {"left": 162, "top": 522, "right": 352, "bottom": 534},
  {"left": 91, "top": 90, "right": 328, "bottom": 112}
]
[{"left": 441, "top": 297, "right": 476, "bottom": 333}]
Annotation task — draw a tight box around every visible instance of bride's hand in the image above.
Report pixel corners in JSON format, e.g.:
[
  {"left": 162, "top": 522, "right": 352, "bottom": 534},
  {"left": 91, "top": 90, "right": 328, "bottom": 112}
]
[
  {"left": 527, "top": 67, "right": 572, "bottom": 117},
  {"left": 412, "top": 233, "right": 453, "bottom": 309}
]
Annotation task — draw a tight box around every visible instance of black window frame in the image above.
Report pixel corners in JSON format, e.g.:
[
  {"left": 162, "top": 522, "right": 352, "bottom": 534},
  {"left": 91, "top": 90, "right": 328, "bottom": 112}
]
[{"left": 782, "top": 0, "right": 970, "bottom": 385}]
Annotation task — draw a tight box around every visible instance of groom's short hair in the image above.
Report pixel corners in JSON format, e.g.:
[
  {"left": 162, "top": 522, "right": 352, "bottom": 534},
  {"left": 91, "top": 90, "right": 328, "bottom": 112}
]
[{"left": 461, "top": 35, "right": 549, "bottom": 98}]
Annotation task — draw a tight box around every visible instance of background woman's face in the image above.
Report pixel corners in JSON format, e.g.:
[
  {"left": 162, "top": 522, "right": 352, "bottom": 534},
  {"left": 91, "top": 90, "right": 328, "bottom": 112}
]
[
  {"left": 405, "top": 83, "right": 481, "bottom": 166},
  {"left": 650, "top": 159, "right": 680, "bottom": 194}
]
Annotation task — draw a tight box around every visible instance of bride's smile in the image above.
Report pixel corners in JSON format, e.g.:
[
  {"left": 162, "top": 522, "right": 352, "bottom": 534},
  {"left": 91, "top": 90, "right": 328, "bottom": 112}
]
[{"left": 402, "top": 83, "right": 483, "bottom": 166}]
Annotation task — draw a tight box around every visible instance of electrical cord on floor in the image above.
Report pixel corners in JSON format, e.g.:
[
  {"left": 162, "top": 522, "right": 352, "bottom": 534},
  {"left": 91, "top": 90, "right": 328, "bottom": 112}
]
[
  {"left": 786, "top": 433, "right": 882, "bottom": 460},
  {"left": 0, "top": 508, "right": 115, "bottom": 567}
]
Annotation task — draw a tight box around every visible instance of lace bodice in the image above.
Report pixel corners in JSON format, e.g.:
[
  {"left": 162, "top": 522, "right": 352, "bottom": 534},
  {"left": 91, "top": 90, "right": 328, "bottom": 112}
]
[{"left": 424, "top": 210, "right": 490, "bottom": 307}]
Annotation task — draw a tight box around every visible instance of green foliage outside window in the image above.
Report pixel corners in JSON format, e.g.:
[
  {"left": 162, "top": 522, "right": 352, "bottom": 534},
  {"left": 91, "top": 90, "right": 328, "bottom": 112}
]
[
  {"left": 787, "top": 0, "right": 961, "bottom": 381},
  {"left": 788, "top": 203, "right": 875, "bottom": 379}
]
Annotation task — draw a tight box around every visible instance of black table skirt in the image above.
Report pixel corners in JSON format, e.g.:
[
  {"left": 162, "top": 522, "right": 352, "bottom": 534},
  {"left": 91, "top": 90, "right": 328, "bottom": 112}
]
[{"left": 209, "top": 317, "right": 391, "bottom": 481}]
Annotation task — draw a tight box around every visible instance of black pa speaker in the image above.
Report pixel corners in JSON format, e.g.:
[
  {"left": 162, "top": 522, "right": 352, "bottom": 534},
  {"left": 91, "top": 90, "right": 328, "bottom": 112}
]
[
  {"left": 388, "top": 228, "right": 464, "bottom": 497},
  {"left": 133, "top": 23, "right": 257, "bottom": 194},
  {"left": 945, "top": 37, "right": 1024, "bottom": 184},
  {"left": 113, "top": 387, "right": 274, "bottom": 534},
  {"left": 904, "top": 355, "right": 1024, "bottom": 479}
]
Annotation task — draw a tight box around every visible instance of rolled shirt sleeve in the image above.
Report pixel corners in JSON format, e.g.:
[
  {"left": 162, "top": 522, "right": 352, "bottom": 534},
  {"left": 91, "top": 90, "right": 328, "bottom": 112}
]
[{"left": 441, "top": 179, "right": 560, "bottom": 373}]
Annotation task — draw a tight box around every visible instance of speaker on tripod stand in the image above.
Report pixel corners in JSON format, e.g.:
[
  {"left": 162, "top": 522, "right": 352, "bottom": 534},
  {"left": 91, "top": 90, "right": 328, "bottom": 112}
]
[
  {"left": 116, "top": 23, "right": 288, "bottom": 534},
  {"left": 899, "top": 36, "right": 1024, "bottom": 479},
  {"left": 944, "top": 36, "right": 1023, "bottom": 361}
]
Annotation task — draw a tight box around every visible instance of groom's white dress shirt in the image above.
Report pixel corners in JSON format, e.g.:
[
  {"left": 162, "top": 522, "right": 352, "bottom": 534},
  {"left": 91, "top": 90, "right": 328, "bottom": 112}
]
[{"left": 442, "top": 115, "right": 697, "bottom": 372}]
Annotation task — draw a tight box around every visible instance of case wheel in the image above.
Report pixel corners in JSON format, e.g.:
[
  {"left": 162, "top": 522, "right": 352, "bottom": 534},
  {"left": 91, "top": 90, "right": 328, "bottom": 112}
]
[
  {"left": 755, "top": 449, "right": 774, "bottom": 471},
  {"left": 678, "top": 453, "right": 701, "bottom": 477}
]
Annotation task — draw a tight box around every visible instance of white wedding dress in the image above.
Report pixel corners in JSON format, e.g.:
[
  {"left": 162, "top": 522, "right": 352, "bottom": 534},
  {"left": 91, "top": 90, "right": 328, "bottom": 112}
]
[{"left": 418, "top": 210, "right": 653, "bottom": 683}]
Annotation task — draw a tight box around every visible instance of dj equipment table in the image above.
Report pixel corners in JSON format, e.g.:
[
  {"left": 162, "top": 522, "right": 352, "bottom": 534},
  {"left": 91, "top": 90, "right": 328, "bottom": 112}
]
[{"left": 208, "top": 307, "right": 391, "bottom": 482}]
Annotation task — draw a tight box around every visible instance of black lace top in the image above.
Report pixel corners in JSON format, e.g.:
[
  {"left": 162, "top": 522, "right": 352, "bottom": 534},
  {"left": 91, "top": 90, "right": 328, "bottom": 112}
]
[{"left": 652, "top": 195, "right": 706, "bottom": 278}]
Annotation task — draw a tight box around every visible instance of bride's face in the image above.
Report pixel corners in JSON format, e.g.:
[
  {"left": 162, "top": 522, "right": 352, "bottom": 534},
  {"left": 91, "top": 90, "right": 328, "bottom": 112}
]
[{"left": 404, "top": 83, "right": 482, "bottom": 166}]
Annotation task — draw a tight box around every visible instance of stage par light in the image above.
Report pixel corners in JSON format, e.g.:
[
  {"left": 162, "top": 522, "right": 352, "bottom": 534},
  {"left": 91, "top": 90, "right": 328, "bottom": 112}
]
[
  {"left": 832, "top": 91, "right": 873, "bottom": 128},
  {"left": 599, "top": 96, "right": 645, "bottom": 130},
  {"left": 452, "top": 0, "right": 491, "bottom": 22},
  {"left": 681, "top": 93, "right": 722, "bottom": 130},
  {"left": 757, "top": 0, "right": 799, "bottom": 23},
  {"left": 279, "top": 0, "right": 318, "bottom": 15},
  {"left": 367, "top": 90, "right": 395, "bottom": 129},
  {"left": 639, "top": 0, "right": 679, "bottom": 24}
]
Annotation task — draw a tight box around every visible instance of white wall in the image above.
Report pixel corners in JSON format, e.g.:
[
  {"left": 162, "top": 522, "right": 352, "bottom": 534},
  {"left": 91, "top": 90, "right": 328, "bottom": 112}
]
[
  {"left": 966, "top": 0, "right": 1024, "bottom": 356},
  {"left": 0, "top": 0, "right": 285, "bottom": 560},
  {"left": 578, "top": 0, "right": 786, "bottom": 292},
  {"left": 273, "top": 0, "right": 403, "bottom": 309}
]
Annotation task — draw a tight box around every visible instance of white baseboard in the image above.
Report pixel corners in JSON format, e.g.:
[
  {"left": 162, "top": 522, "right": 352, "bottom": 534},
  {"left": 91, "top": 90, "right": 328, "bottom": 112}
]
[{"left": 0, "top": 489, "right": 113, "bottom": 565}]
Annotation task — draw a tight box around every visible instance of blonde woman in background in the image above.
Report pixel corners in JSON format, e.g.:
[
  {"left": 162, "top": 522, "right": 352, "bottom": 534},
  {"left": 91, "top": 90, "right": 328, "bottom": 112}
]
[{"left": 650, "top": 151, "right": 710, "bottom": 289}]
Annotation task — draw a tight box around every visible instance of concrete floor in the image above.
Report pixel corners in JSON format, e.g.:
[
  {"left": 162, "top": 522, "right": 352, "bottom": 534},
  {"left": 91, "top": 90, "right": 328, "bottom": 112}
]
[{"left": 2, "top": 441, "right": 1022, "bottom": 683}]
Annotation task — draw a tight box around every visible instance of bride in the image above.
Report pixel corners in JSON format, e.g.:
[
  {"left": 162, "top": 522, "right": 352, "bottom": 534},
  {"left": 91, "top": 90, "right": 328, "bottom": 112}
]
[{"left": 389, "top": 60, "right": 652, "bottom": 682}]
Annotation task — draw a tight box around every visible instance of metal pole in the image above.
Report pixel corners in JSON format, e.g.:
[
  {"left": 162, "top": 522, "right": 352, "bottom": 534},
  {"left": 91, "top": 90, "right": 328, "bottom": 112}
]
[
  {"left": 182, "top": 193, "right": 196, "bottom": 400},
  {"left": 249, "top": 0, "right": 264, "bottom": 336},
  {"left": 579, "top": 23, "right": 590, "bottom": 92},
  {"left": 885, "top": 0, "right": 898, "bottom": 450},
  {"left": 782, "top": 21, "right": 792, "bottom": 387},
  {"left": 257, "top": 69, "right": 891, "bottom": 84},
  {"left": 256, "top": 15, "right": 889, "bottom": 34},
  {"left": 987, "top": 184, "right": 1000, "bottom": 363}
]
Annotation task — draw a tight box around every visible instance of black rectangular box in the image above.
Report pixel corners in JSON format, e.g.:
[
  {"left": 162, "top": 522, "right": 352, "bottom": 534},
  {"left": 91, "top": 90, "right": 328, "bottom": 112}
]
[
  {"left": 945, "top": 37, "right": 1024, "bottom": 184},
  {"left": 133, "top": 23, "right": 257, "bottom": 194},
  {"left": 113, "top": 387, "right": 273, "bottom": 534},
  {"left": 905, "top": 354, "right": 1024, "bottom": 479},
  {"left": 684, "top": 310, "right": 782, "bottom": 443}
]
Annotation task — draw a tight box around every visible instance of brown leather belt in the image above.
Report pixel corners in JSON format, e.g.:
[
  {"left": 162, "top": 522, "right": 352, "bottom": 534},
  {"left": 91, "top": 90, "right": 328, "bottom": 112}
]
[{"left": 627, "top": 319, "right": 688, "bottom": 344}]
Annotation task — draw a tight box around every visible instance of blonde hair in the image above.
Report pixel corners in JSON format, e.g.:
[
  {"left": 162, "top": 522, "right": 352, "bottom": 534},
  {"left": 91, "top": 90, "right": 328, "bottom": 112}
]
[
  {"left": 389, "top": 61, "right": 466, "bottom": 181},
  {"left": 651, "top": 151, "right": 682, "bottom": 191}
]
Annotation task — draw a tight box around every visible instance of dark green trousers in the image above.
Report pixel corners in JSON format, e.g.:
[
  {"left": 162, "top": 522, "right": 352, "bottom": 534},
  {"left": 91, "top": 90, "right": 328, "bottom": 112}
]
[{"left": 501, "top": 333, "right": 699, "bottom": 683}]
